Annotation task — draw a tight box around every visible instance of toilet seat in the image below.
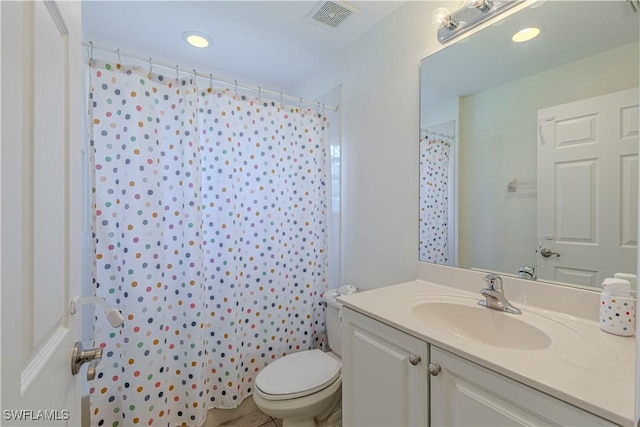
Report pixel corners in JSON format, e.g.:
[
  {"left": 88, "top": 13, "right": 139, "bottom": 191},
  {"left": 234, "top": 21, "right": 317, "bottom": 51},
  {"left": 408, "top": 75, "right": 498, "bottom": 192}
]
[{"left": 255, "top": 349, "right": 341, "bottom": 401}]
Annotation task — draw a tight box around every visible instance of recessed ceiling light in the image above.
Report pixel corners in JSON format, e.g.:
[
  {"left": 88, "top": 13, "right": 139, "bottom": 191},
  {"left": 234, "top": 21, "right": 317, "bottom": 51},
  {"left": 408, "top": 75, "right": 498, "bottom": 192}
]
[
  {"left": 512, "top": 27, "right": 541, "bottom": 43},
  {"left": 182, "top": 31, "right": 211, "bottom": 48}
]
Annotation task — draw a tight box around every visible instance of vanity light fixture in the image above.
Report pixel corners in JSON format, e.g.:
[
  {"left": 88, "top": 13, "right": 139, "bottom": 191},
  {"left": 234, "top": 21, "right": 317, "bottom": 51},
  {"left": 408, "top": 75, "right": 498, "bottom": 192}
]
[
  {"left": 434, "top": 0, "right": 524, "bottom": 44},
  {"left": 512, "top": 27, "right": 541, "bottom": 42},
  {"left": 182, "top": 31, "right": 212, "bottom": 48}
]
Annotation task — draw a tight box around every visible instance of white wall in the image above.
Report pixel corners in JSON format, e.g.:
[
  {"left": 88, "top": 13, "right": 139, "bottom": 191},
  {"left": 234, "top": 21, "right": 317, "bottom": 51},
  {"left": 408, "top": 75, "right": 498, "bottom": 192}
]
[
  {"left": 298, "top": 0, "right": 639, "bottom": 292},
  {"left": 295, "top": 2, "right": 451, "bottom": 290},
  {"left": 294, "top": 0, "right": 533, "bottom": 290},
  {"left": 421, "top": 97, "right": 458, "bottom": 130}
]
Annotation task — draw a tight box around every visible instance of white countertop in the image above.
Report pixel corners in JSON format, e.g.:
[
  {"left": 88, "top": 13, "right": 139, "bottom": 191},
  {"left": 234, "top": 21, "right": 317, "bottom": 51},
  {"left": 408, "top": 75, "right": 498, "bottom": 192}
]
[{"left": 339, "top": 279, "right": 635, "bottom": 426}]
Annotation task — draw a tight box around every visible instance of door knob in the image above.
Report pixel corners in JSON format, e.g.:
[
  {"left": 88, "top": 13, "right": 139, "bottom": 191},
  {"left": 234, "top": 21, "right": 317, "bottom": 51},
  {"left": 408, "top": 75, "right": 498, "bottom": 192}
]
[
  {"left": 408, "top": 354, "right": 422, "bottom": 366},
  {"left": 428, "top": 363, "right": 442, "bottom": 376},
  {"left": 71, "top": 342, "right": 102, "bottom": 380},
  {"left": 540, "top": 248, "right": 560, "bottom": 258}
]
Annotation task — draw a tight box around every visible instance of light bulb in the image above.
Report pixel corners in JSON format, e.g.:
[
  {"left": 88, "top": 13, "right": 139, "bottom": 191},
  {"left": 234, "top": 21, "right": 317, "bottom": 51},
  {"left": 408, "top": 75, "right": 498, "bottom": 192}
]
[
  {"left": 512, "top": 27, "right": 541, "bottom": 43},
  {"left": 187, "top": 35, "right": 209, "bottom": 48},
  {"left": 465, "top": 0, "right": 493, "bottom": 12},
  {"left": 431, "top": 7, "right": 457, "bottom": 29},
  {"left": 182, "top": 31, "right": 212, "bottom": 48}
]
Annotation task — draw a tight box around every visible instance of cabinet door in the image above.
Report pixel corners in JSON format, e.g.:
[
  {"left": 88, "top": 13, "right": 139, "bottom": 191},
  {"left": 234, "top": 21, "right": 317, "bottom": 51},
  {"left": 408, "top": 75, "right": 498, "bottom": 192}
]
[
  {"left": 342, "top": 308, "right": 429, "bottom": 427},
  {"left": 430, "top": 347, "right": 616, "bottom": 426}
]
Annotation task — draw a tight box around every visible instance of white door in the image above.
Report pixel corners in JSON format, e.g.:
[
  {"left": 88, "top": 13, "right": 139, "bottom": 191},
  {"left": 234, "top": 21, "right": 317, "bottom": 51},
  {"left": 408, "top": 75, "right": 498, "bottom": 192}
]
[
  {"left": 537, "top": 88, "right": 638, "bottom": 287},
  {"left": 1, "top": 1, "right": 83, "bottom": 425}
]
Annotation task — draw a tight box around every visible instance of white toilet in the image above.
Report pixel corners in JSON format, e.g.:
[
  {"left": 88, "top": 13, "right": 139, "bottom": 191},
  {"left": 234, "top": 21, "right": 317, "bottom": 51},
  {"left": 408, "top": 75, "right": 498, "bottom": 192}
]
[{"left": 253, "top": 289, "right": 351, "bottom": 427}]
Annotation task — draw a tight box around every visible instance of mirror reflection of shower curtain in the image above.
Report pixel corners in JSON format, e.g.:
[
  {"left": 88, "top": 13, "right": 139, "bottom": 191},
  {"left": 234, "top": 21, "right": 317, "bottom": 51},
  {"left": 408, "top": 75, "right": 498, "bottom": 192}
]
[{"left": 420, "top": 129, "right": 453, "bottom": 264}]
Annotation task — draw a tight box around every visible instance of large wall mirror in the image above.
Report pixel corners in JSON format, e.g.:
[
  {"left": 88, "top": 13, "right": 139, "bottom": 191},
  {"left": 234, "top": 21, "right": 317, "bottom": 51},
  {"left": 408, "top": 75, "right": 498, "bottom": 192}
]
[{"left": 419, "top": 1, "right": 639, "bottom": 290}]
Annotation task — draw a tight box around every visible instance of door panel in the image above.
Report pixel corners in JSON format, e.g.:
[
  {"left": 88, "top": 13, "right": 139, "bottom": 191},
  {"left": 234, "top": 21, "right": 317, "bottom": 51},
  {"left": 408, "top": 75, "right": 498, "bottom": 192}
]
[
  {"left": 554, "top": 267, "right": 598, "bottom": 287},
  {"left": 32, "top": 0, "right": 69, "bottom": 348},
  {"left": 1, "top": 1, "right": 82, "bottom": 425},
  {"left": 554, "top": 159, "right": 597, "bottom": 244},
  {"left": 537, "top": 88, "right": 638, "bottom": 286},
  {"left": 620, "top": 104, "right": 639, "bottom": 140},
  {"left": 554, "top": 113, "right": 597, "bottom": 147},
  {"left": 621, "top": 154, "right": 638, "bottom": 247}
]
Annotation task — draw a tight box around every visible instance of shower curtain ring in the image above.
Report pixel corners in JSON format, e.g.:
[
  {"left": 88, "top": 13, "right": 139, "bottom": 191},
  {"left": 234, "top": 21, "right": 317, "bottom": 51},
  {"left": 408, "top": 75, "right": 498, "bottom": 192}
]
[
  {"left": 258, "top": 86, "right": 261, "bottom": 102},
  {"left": 116, "top": 48, "right": 121, "bottom": 65},
  {"left": 192, "top": 69, "right": 197, "bottom": 84},
  {"left": 209, "top": 74, "right": 213, "bottom": 90},
  {"left": 175, "top": 65, "right": 179, "bottom": 82},
  {"left": 148, "top": 58, "right": 152, "bottom": 75},
  {"left": 88, "top": 41, "right": 94, "bottom": 62},
  {"left": 234, "top": 80, "right": 238, "bottom": 96},
  {"left": 299, "top": 97, "right": 303, "bottom": 109},
  {"left": 280, "top": 92, "right": 283, "bottom": 107}
]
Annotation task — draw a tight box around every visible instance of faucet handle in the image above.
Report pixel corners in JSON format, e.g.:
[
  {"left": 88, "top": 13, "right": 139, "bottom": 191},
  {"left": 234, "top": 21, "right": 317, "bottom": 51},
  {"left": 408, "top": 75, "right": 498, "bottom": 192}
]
[
  {"left": 518, "top": 265, "right": 536, "bottom": 280},
  {"left": 483, "top": 273, "right": 503, "bottom": 291}
]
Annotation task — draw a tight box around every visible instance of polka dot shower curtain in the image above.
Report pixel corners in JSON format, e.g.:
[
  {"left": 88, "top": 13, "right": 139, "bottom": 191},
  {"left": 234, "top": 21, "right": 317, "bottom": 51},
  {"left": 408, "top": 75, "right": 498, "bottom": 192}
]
[
  {"left": 88, "top": 60, "right": 329, "bottom": 427},
  {"left": 419, "top": 135, "right": 451, "bottom": 264}
]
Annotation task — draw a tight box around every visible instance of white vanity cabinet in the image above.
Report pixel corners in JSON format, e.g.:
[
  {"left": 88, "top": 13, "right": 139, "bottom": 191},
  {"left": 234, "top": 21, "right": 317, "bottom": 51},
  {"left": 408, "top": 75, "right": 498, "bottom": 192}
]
[
  {"left": 430, "top": 347, "right": 616, "bottom": 426},
  {"left": 342, "top": 308, "right": 429, "bottom": 427},
  {"left": 342, "top": 307, "right": 617, "bottom": 427}
]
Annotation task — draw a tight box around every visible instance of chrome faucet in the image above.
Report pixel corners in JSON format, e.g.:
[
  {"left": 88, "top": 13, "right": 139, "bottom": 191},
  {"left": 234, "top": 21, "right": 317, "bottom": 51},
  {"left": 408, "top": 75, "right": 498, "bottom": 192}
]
[{"left": 478, "top": 274, "right": 522, "bottom": 314}]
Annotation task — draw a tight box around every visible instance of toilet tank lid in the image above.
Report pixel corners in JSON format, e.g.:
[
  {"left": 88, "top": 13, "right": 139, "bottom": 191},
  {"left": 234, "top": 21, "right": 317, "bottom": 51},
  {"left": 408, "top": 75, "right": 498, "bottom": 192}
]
[
  {"left": 255, "top": 349, "right": 340, "bottom": 397},
  {"left": 323, "top": 285, "right": 358, "bottom": 307}
]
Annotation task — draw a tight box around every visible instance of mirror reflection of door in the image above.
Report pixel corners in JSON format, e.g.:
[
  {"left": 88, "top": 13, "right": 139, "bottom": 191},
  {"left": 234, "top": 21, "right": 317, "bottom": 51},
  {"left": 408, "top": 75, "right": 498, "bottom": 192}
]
[
  {"left": 537, "top": 88, "right": 638, "bottom": 287},
  {"left": 419, "top": 1, "right": 639, "bottom": 289}
]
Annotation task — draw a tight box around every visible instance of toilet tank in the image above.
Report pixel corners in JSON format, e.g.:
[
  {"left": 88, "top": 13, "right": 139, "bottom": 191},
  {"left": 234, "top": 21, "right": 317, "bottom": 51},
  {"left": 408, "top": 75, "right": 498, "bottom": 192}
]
[
  {"left": 325, "top": 295, "right": 342, "bottom": 356},
  {"left": 324, "top": 285, "right": 357, "bottom": 357}
]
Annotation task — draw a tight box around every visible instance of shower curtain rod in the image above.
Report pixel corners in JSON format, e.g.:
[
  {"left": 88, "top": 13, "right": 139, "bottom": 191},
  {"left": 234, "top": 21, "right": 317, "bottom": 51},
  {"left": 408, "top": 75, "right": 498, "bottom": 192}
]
[
  {"left": 421, "top": 129, "right": 455, "bottom": 140},
  {"left": 83, "top": 42, "right": 339, "bottom": 113}
]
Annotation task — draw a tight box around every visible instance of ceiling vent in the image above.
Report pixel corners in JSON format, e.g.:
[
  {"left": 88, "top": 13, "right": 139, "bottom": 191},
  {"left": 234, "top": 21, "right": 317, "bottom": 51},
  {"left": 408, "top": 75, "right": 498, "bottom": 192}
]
[{"left": 308, "top": 1, "right": 359, "bottom": 29}]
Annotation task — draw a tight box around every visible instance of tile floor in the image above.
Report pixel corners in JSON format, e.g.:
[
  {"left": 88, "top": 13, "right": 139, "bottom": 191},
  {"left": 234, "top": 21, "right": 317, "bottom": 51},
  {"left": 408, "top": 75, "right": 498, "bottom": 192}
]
[{"left": 218, "top": 409, "right": 282, "bottom": 427}]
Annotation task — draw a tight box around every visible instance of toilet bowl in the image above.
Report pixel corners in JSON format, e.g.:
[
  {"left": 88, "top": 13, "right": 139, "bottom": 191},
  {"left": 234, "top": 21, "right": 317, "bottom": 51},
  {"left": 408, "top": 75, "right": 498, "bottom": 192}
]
[
  {"left": 253, "top": 350, "right": 341, "bottom": 427},
  {"left": 253, "top": 287, "right": 355, "bottom": 427}
]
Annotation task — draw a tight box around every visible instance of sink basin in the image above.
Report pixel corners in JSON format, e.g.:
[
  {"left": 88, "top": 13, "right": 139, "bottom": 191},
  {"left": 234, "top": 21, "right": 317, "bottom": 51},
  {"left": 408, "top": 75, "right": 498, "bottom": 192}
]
[{"left": 412, "top": 301, "right": 552, "bottom": 350}]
